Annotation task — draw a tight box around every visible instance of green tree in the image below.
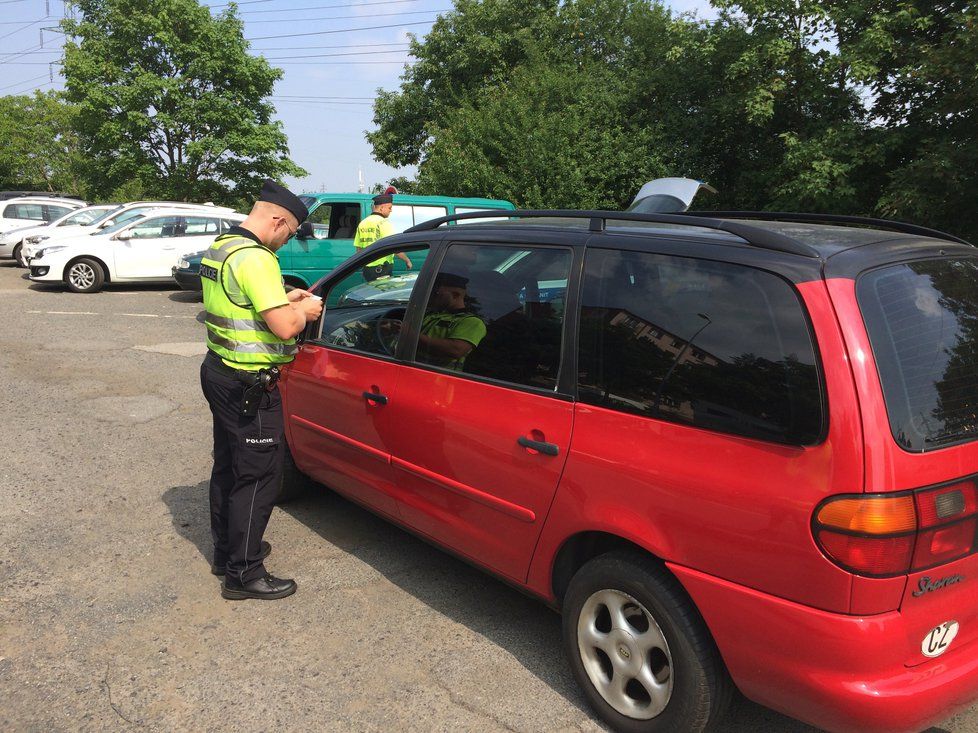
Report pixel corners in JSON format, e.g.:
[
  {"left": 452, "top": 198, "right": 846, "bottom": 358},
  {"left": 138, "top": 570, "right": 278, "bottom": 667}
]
[
  {"left": 0, "top": 92, "right": 86, "bottom": 195},
  {"left": 833, "top": 1, "right": 978, "bottom": 238},
  {"left": 368, "top": 0, "right": 559, "bottom": 170},
  {"left": 61, "top": 0, "right": 305, "bottom": 205}
]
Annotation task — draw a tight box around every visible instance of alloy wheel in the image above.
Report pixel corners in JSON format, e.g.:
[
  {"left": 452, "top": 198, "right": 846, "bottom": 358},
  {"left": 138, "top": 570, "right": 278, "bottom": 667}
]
[
  {"left": 577, "top": 588, "right": 674, "bottom": 720},
  {"left": 68, "top": 262, "right": 96, "bottom": 290}
]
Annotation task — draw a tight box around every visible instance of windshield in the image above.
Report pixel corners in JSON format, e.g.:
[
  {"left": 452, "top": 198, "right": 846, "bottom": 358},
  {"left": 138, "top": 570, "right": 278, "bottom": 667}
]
[
  {"left": 858, "top": 257, "right": 978, "bottom": 452},
  {"left": 60, "top": 208, "right": 110, "bottom": 226},
  {"left": 98, "top": 213, "right": 148, "bottom": 235},
  {"left": 89, "top": 205, "right": 123, "bottom": 226}
]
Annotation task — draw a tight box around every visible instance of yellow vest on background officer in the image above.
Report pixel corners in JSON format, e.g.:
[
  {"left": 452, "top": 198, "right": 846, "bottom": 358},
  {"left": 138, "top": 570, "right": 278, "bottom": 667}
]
[
  {"left": 353, "top": 191, "right": 413, "bottom": 282},
  {"left": 199, "top": 179, "right": 323, "bottom": 601}
]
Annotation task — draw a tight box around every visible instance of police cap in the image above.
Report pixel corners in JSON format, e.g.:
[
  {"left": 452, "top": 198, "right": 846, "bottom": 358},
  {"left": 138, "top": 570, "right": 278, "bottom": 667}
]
[
  {"left": 259, "top": 179, "right": 309, "bottom": 224},
  {"left": 372, "top": 193, "right": 393, "bottom": 206},
  {"left": 434, "top": 271, "right": 468, "bottom": 289}
]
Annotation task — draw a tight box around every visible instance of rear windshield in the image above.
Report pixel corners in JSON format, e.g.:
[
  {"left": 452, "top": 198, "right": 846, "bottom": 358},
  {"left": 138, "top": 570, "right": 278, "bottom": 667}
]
[{"left": 858, "top": 257, "right": 978, "bottom": 452}]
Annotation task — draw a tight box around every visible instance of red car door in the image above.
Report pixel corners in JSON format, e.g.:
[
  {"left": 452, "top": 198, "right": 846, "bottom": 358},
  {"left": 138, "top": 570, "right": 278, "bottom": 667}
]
[
  {"left": 383, "top": 242, "right": 577, "bottom": 582},
  {"left": 281, "top": 243, "right": 432, "bottom": 519},
  {"left": 282, "top": 344, "right": 401, "bottom": 518}
]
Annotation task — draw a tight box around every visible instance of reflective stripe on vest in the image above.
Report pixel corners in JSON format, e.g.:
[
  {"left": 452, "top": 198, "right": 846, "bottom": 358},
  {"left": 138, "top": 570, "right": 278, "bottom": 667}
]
[
  {"left": 205, "top": 313, "right": 273, "bottom": 333},
  {"left": 207, "top": 331, "right": 298, "bottom": 356},
  {"left": 200, "top": 235, "right": 295, "bottom": 366}
]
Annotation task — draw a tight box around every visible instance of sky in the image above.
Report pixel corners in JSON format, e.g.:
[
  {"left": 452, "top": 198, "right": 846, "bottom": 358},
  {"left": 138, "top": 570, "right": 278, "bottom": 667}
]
[{"left": 0, "top": 0, "right": 715, "bottom": 195}]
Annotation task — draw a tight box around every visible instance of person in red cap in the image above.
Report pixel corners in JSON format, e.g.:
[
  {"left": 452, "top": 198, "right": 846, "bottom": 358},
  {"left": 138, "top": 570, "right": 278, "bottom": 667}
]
[
  {"left": 353, "top": 191, "right": 413, "bottom": 281},
  {"left": 199, "top": 179, "right": 323, "bottom": 600}
]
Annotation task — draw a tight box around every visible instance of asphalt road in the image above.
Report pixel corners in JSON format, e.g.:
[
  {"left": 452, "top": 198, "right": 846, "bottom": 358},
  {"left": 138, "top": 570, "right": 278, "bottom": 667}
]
[{"left": 0, "top": 262, "right": 974, "bottom": 733}]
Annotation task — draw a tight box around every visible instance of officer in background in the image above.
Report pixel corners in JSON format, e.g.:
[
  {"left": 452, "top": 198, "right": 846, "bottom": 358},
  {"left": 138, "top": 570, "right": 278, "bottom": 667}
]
[
  {"left": 199, "top": 180, "right": 323, "bottom": 601},
  {"left": 353, "top": 191, "right": 412, "bottom": 281},
  {"left": 416, "top": 272, "right": 487, "bottom": 371}
]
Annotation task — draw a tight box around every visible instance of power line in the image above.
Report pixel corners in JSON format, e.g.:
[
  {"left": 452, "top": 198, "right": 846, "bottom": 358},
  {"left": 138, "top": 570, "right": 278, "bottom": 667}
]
[
  {"left": 247, "top": 18, "right": 435, "bottom": 40},
  {"left": 0, "top": 16, "right": 47, "bottom": 41},
  {"left": 0, "top": 71, "right": 49, "bottom": 92},
  {"left": 272, "top": 94, "right": 374, "bottom": 99},
  {"left": 231, "top": 8, "right": 446, "bottom": 24},
  {"left": 260, "top": 48, "right": 411, "bottom": 59},
  {"left": 271, "top": 59, "right": 413, "bottom": 64},
  {"left": 0, "top": 16, "right": 63, "bottom": 24},
  {"left": 0, "top": 43, "right": 45, "bottom": 66},
  {"left": 251, "top": 41, "right": 409, "bottom": 51},
  {"left": 237, "top": 0, "right": 418, "bottom": 15},
  {"left": 0, "top": 41, "right": 411, "bottom": 56}
]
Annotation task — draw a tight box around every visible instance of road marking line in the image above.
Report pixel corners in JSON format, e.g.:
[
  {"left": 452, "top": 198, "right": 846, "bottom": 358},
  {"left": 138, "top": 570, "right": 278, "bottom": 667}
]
[
  {"left": 27, "top": 310, "right": 198, "bottom": 320},
  {"left": 28, "top": 310, "right": 98, "bottom": 315}
]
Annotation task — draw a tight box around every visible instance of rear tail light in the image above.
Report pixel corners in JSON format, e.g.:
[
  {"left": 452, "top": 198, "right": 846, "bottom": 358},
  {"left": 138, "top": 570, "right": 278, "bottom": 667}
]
[{"left": 813, "top": 479, "right": 978, "bottom": 577}]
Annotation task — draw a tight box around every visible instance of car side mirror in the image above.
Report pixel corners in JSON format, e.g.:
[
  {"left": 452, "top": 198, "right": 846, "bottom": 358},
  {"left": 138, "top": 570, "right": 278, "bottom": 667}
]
[
  {"left": 296, "top": 222, "right": 314, "bottom": 240},
  {"left": 115, "top": 231, "right": 131, "bottom": 241}
]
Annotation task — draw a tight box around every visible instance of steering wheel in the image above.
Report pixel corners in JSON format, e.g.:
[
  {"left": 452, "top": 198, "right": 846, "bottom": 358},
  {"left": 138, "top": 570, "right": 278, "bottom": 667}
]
[{"left": 374, "top": 308, "right": 404, "bottom": 355}]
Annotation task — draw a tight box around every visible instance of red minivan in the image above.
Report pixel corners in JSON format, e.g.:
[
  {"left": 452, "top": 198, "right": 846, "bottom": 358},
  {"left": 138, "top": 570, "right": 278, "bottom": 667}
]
[{"left": 279, "top": 209, "right": 978, "bottom": 732}]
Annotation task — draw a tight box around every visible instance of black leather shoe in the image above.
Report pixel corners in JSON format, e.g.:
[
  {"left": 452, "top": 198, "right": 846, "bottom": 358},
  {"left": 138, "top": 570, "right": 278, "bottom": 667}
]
[
  {"left": 221, "top": 573, "right": 297, "bottom": 600},
  {"left": 211, "top": 541, "right": 271, "bottom": 576}
]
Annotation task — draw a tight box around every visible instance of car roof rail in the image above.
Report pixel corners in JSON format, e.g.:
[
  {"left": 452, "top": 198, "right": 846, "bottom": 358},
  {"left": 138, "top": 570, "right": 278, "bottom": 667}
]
[
  {"left": 405, "top": 209, "right": 821, "bottom": 258},
  {"left": 682, "top": 211, "right": 972, "bottom": 246}
]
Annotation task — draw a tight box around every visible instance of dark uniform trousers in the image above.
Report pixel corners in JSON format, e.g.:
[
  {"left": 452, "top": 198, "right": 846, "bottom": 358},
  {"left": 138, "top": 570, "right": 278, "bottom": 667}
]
[{"left": 200, "top": 357, "right": 284, "bottom": 583}]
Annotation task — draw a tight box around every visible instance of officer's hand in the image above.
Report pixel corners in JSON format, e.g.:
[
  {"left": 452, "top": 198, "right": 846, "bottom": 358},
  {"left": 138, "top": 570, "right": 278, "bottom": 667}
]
[
  {"left": 300, "top": 297, "right": 324, "bottom": 320},
  {"left": 405, "top": 260, "right": 413, "bottom": 269},
  {"left": 288, "top": 289, "right": 313, "bottom": 302}
]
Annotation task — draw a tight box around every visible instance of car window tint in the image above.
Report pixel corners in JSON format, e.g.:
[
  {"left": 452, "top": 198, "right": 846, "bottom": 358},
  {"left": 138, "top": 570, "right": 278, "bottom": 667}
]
[
  {"left": 12, "top": 204, "right": 45, "bottom": 221},
  {"left": 184, "top": 216, "right": 220, "bottom": 235},
  {"left": 130, "top": 216, "right": 180, "bottom": 239},
  {"left": 578, "top": 248, "right": 823, "bottom": 445},
  {"left": 410, "top": 243, "right": 571, "bottom": 389},
  {"left": 858, "top": 257, "right": 978, "bottom": 451},
  {"left": 318, "top": 244, "right": 430, "bottom": 357},
  {"left": 45, "top": 205, "right": 74, "bottom": 221}
]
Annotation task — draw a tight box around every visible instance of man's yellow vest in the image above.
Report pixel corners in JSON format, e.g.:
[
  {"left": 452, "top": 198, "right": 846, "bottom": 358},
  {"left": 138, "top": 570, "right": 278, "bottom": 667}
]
[
  {"left": 200, "top": 235, "right": 297, "bottom": 369},
  {"left": 353, "top": 213, "right": 395, "bottom": 267}
]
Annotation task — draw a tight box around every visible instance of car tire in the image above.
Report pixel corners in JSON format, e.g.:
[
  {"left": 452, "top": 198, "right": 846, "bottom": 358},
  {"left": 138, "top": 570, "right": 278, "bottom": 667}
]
[
  {"left": 562, "top": 551, "right": 733, "bottom": 733},
  {"left": 276, "top": 441, "right": 314, "bottom": 504},
  {"left": 65, "top": 257, "right": 105, "bottom": 293},
  {"left": 12, "top": 243, "right": 25, "bottom": 268}
]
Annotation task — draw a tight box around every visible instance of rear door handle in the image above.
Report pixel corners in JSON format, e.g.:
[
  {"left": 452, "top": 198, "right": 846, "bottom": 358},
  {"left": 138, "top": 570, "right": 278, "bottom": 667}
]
[
  {"left": 362, "top": 391, "right": 388, "bottom": 405},
  {"left": 518, "top": 436, "right": 559, "bottom": 456}
]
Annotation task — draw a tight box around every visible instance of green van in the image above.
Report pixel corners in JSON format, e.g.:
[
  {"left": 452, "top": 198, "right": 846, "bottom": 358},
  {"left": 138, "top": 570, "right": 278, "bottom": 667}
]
[{"left": 282, "top": 192, "right": 515, "bottom": 288}]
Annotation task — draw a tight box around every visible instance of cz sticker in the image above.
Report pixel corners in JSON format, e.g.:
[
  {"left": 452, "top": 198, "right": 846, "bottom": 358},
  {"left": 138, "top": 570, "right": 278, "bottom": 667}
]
[{"left": 922, "top": 621, "right": 959, "bottom": 658}]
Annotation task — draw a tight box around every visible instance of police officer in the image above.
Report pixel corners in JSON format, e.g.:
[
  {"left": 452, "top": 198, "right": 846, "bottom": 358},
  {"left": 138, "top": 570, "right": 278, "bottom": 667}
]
[
  {"left": 353, "top": 191, "right": 412, "bottom": 281},
  {"left": 199, "top": 180, "right": 323, "bottom": 601},
  {"left": 417, "top": 272, "right": 486, "bottom": 371}
]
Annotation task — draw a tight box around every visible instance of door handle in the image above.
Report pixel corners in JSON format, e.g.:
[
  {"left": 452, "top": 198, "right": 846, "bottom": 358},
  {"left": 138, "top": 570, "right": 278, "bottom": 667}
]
[
  {"left": 518, "top": 436, "right": 559, "bottom": 456},
  {"left": 362, "top": 391, "right": 388, "bottom": 405}
]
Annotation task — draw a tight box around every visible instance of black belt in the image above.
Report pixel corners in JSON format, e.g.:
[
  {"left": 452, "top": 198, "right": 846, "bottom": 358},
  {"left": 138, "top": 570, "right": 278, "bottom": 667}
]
[{"left": 204, "top": 350, "right": 267, "bottom": 385}]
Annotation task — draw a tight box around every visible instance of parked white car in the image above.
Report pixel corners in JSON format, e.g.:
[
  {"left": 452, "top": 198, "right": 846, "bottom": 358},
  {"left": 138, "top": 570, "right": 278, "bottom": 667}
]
[
  {"left": 0, "top": 197, "right": 86, "bottom": 235},
  {"left": 28, "top": 208, "right": 246, "bottom": 293},
  {"left": 21, "top": 201, "right": 237, "bottom": 264},
  {"left": 0, "top": 204, "right": 117, "bottom": 265}
]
